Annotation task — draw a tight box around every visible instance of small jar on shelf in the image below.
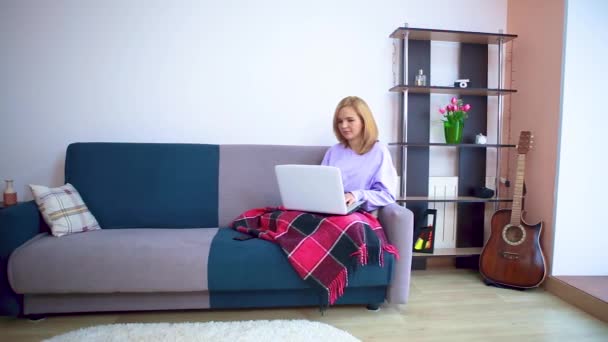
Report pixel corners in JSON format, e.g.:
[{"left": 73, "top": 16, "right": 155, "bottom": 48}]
[{"left": 414, "top": 69, "right": 427, "bottom": 86}]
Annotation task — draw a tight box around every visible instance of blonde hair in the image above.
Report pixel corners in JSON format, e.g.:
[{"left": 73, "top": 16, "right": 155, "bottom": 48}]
[{"left": 333, "top": 96, "right": 379, "bottom": 154}]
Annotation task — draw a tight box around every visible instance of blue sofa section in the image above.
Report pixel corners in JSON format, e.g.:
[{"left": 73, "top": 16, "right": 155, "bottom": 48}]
[
  {"left": 0, "top": 143, "right": 413, "bottom": 317},
  {"left": 65, "top": 143, "right": 220, "bottom": 229},
  {"left": 0, "top": 202, "right": 44, "bottom": 316}
]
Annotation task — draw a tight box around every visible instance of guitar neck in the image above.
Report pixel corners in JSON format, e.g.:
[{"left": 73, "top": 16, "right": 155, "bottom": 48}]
[{"left": 510, "top": 154, "right": 526, "bottom": 225}]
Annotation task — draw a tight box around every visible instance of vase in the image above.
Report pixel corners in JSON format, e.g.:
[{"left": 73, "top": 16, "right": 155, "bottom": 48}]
[
  {"left": 3, "top": 180, "right": 17, "bottom": 206},
  {"left": 444, "top": 121, "right": 464, "bottom": 144}
]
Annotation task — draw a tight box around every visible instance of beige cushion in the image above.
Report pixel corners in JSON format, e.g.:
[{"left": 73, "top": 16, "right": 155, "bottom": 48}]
[{"left": 29, "top": 183, "right": 101, "bottom": 237}]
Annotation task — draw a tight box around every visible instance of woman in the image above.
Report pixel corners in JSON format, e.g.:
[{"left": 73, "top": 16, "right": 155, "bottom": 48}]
[{"left": 321, "top": 96, "right": 398, "bottom": 212}]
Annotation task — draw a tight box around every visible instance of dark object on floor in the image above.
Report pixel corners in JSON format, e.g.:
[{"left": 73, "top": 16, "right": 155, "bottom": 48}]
[
  {"left": 483, "top": 278, "right": 526, "bottom": 291},
  {"left": 24, "top": 314, "right": 47, "bottom": 321},
  {"left": 366, "top": 303, "right": 381, "bottom": 311}
]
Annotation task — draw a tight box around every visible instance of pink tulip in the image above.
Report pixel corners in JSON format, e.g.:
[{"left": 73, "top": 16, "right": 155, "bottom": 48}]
[
  {"left": 463, "top": 104, "right": 471, "bottom": 112},
  {"left": 439, "top": 108, "right": 446, "bottom": 114},
  {"left": 451, "top": 97, "right": 458, "bottom": 105}
]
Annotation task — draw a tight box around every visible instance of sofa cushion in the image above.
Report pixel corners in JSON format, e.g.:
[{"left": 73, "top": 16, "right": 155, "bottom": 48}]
[
  {"left": 29, "top": 183, "right": 101, "bottom": 237},
  {"left": 218, "top": 145, "right": 327, "bottom": 227},
  {"left": 8, "top": 228, "right": 217, "bottom": 294},
  {"left": 65, "top": 143, "right": 219, "bottom": 229},
  {"left": 207, "top": 228, "right": 394, "bottom": 292}
]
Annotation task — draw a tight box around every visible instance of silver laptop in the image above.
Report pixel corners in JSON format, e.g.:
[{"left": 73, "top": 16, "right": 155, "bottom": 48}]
[{"left": 274, "top": 164, "right": 364, "bottom": 215}]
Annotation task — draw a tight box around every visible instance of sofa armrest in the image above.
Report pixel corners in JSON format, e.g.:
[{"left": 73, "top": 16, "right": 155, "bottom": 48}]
[
  {"left": 0, "top": 201, "right": 44, "bottom": 316},
  {"left": 378, "top": 203, "right": 414, "bottom": 305}
]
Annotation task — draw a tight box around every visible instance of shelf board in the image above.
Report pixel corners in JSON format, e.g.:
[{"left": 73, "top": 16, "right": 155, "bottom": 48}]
[
  {"left": 413, "top": 247, "right": 482, "bottom": 257},
  {"left": 397, "top": 196, "right": 512, "bottom": 203},
  {"left": 389, "top": 27, "right": 517, "bottom": 44},
  {"left": 389, "top": 142, "right": 516, "bottom": 148},
  {"left": 389, "top": 85, "right": 516, "bottom": 96}
]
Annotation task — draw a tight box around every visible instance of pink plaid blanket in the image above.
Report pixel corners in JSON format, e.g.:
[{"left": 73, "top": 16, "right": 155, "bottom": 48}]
[{"left": 232, "top": 207, "right": 399, "bottom": 305}]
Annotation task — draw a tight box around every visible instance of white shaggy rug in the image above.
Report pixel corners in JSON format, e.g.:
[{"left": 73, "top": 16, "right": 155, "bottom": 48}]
[{"left": 43, "top": 319, "right": 361, "bottom": 342}]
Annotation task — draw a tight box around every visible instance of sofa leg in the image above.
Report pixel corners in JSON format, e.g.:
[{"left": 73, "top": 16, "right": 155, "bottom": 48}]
[
  {"left": 366, "top": 303, "right": 381, "bottom": 311},
  {"left": 25, "top": 314, "right": 46, "bottom": 321}
]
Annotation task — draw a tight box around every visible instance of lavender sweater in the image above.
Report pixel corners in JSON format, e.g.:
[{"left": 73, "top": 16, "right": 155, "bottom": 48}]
[{"left": 321, "top": 142, "right": 398, "bottom": 212}]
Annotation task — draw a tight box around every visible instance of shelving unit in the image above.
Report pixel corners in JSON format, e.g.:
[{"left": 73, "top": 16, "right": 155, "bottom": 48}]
[
  {"left": 389, "top": 142, "right": 515, "bottom": 148},
  {"left": 390, "top": 26, "right": 517, "bottom": 264},
  {"left": 389, "top": 85, "right": 516, "bottom": 96},
  {"left": 399, "top": 196, "right": 512, "bottom": 203},
  {"left": 414, "top": 247, "right": 482, "bottom": 258},
  {"left": 389, "top": 27, "right": 517, "bottom": 44}
]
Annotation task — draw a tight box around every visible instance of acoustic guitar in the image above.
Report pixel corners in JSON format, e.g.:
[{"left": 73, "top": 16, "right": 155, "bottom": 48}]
[{"left": 479, "top": 131, "right": 546, "bottom": 288}]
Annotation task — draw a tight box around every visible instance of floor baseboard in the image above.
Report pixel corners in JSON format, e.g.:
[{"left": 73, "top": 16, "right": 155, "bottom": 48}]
[{"left": 544, "top": 275, "right": 608, "bottom": 323}]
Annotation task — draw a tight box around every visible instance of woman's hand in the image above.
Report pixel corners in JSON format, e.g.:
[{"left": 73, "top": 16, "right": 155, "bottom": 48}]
[{"left": 344, "top": 192, "right": 356, "bottom": 206}]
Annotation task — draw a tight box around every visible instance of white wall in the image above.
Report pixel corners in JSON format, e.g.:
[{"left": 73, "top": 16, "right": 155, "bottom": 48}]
[
  {"left": 0, "top": 0, "right": 507, "bottom": 200},
  {"left": 552, "top": 0, "right": 608, "bottom": 275}
]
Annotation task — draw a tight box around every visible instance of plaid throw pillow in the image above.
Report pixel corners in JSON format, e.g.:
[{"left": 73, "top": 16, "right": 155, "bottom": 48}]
[{"left": 29, "top": 183, "right": 101, "bottom": 237}]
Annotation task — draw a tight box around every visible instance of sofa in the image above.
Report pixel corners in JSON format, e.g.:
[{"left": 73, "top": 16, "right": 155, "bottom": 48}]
[{"left": 0, "top": 143, "right": 414, "bottom": 318}]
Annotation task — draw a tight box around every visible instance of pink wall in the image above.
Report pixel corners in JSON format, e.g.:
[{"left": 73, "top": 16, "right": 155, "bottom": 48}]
[{"left": 506, "top": 0, "right": 565, "bottom": 271}]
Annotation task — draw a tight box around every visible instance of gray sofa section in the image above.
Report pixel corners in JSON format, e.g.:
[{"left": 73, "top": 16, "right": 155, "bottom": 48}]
[
  {"left": 218, "top": 145, "right": 327, "bottom": 227},
  {"left": 24, "top": 292, "right": 214, "bottom": 314},
  {"left": 9, "top": 228, "right": 218, "bottom": 294}
]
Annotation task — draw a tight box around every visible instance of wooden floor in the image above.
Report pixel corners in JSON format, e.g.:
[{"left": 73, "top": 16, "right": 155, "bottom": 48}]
[{"left": 1, "top": 269, "right": 607, "bottom": 342}]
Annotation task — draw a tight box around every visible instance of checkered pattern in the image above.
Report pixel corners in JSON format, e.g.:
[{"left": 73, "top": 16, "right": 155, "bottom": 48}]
[
  {"left": 232, "top": 207, "right": 399, "bottom": 305},
  {"left": 30, "top": 183, "right": 101, "bottom": 237}
]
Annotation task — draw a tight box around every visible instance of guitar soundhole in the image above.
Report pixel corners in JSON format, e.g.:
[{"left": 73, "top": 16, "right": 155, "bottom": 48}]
[{"left": 502, "top": 224, "right": 526, "bottom": 246}]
